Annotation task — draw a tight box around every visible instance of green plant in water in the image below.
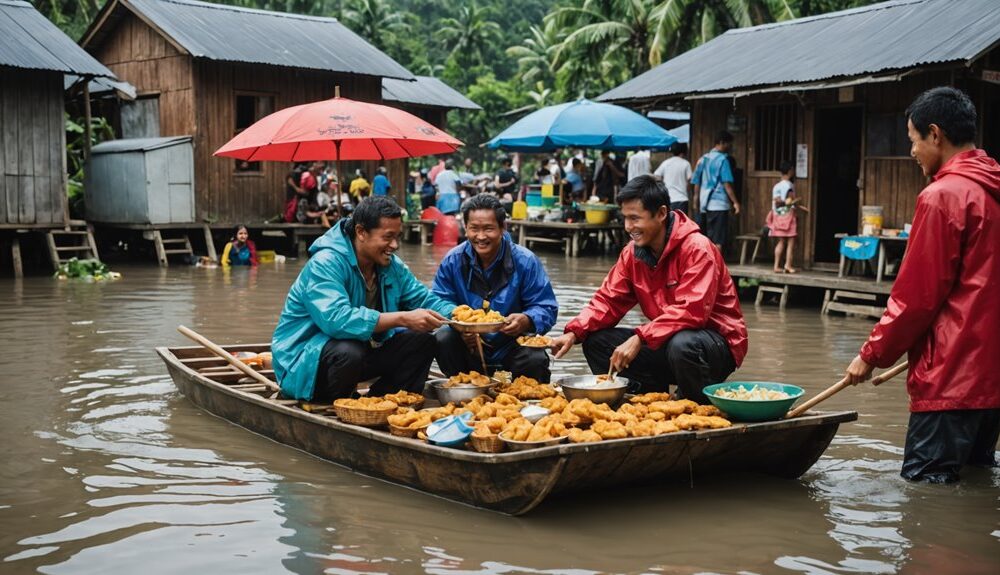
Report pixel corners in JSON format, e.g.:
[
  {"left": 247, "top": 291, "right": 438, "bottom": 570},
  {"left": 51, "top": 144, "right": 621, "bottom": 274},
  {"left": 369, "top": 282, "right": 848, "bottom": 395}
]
[
  {"left": 54, "top": 258, "right": 121, "bottom": 281},
  {"left": 738, "top": 277, "right": 760, "bottom": 289}
]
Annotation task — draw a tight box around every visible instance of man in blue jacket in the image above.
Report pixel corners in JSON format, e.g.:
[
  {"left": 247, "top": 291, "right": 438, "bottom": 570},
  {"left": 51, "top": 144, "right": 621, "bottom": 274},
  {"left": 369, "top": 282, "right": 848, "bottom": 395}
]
[
  {"left": 272, "top": 196, "right": 455, "bottom": 401},
  {"left": 433, "top": 194, "right": 558, "bottom": 381}
]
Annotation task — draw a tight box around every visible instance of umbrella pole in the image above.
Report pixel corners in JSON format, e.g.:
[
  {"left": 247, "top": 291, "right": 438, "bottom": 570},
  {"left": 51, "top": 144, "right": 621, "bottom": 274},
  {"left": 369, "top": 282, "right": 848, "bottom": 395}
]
[{"left": 334, "top": 141, "right": 343, "bottom": 219}]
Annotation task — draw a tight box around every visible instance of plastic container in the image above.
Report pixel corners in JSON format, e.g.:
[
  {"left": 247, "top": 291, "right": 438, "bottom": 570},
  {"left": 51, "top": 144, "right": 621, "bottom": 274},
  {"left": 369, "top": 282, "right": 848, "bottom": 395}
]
[
  {"left": 511, "top": 201, "right": 527, "bottom": 220},
  {"left": 426, "top": 412, "right": 474, "bottom": 447},
  {"left": 585, "top": 207, "right": 612, "bottom": 224},
  {"left": 540, "top": 196, "right": 558, "bottom": 208},
  {"left": 540, "top": 183, "right": 554, "bottom": 197},
  {"left": 525, "top": 191, "right": 543, "bottom": 207},
  {"left": 257, "top": 250, "right": 276, "bottom": 263},
  {"left": 701, "top": 382, "right": 805, "bottom": 422},
  {"left": 861, "top": 206, "right": 883, "bottom": 235}
]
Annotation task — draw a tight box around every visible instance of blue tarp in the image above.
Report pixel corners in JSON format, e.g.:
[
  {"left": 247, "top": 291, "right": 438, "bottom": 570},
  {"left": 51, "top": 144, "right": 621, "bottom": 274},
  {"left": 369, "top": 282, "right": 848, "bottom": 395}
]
[{"left": 839, "top": 236, "right": 879, "bottom": 260}]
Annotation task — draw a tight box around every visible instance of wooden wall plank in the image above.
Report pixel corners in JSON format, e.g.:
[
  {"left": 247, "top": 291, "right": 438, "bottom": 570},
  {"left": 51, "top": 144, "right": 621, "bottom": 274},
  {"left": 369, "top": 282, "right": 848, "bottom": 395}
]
[
  {"left": 31, "top": 75, "right": 51, "bottom": 224},
  {"left": 16, "top": 75, "right": 35, "bottom": 224}
]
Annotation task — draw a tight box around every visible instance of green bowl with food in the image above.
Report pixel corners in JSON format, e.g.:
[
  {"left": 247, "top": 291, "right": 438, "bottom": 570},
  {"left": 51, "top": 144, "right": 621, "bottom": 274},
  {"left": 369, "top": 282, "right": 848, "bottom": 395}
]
[{"left": 702, "top": 381, "right": 805, "bottom": 422}]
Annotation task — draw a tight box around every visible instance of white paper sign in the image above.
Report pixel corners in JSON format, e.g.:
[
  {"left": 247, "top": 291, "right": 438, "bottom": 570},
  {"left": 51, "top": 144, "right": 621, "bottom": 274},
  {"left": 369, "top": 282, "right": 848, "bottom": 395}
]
[{"left": 796, "top": 144, "right": 808, "bottom": 179}]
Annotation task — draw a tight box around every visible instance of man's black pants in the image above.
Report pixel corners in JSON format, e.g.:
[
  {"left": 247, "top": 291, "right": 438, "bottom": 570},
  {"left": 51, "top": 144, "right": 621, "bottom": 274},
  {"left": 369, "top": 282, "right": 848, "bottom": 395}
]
[
  {"left": 581, "top": 327, "right": 736, "bottom": 404},
  {"left": 902, "top": 408, "right": 1000, "bottom": 483},
  {"left": 703, "top": 210, "right": 729, "bottom": 247},
  {"left": 670, "top": 201, "right": 689, "bottom": 215},
  {"left": 435, "top": 327, "right": 550, "bottom": 381},
  {"left": 312, "top": 330, "right": 436, "bottom": 402}
]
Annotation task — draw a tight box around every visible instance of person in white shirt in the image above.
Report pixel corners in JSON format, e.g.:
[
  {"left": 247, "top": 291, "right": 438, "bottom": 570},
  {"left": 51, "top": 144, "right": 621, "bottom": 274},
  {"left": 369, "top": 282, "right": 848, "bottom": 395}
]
[
  {"left": 653, "top": 143, "right": 693, "bottom": 214},
  {"left": 627, "top": 149, "right": 651, "bottom": 182}
]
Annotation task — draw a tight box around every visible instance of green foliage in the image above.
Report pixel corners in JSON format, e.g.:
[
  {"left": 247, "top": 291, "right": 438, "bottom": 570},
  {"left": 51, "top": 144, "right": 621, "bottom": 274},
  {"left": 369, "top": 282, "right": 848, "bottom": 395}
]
[
  {"left": 54, "top": 258, "right": 121, "bottom": 281},
  {"left": 65, "top": 114, "right": 114, "bottom": 210}
]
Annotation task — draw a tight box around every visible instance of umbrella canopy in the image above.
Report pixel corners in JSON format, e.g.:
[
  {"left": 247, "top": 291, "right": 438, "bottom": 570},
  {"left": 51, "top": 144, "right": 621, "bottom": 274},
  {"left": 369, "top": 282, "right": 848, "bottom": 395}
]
[
  {"left": 668, "top": 123, "right": 690, "bottom": 144},
  {"left": 486, "top": 99, "right": 676, "bottom": 152},
  {"left": 215, "top": 96, "right": 462, "bottom": 162}
]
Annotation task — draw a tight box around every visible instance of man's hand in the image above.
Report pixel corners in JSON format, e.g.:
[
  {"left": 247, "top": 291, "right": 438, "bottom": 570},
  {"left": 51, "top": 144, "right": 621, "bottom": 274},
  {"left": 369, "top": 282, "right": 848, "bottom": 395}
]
[
  {"left": 550, "top": 332, "right": 577, "bottom": 359},
  {"left": 402, "top": 309, "right": 447, "bottom": 332},
  {"left": 846, "top": 354, "right": 875, "bottom": 386},
  {"left": 610, "top": 334, "right": 642, "bottom": 373},
  {"left": 461, "top": 332, "right": 479, "bottom": 354},
  {"left": 500, "top": 313, "right": 532, "bottom": 336},
  {"left": 732, "top": 201, "right": 741, "bottom": 215}
]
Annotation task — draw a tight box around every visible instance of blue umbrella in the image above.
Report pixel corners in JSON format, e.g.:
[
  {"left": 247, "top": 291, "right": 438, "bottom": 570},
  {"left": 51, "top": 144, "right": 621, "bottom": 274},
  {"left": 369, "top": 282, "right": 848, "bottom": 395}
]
[
  {"left": 487, "top": 99, "right": 677, "bottom": 152},
  {"left": 668, "top": 123, "right": 689, "bottom": 144}
]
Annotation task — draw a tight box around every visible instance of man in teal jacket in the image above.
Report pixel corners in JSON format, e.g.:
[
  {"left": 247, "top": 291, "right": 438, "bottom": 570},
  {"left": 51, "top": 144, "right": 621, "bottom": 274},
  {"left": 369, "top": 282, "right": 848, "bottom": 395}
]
[{"left": 272, "top": 196, "right": 455, "bottom": 401}]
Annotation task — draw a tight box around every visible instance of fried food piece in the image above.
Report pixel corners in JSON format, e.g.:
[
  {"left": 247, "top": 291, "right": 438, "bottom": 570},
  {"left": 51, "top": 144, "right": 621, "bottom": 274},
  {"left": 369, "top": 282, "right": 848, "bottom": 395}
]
[
  {"left": 653, "top": 420, "right": 680, "bottom": 435},
  {"left": 567, "top": 428, "right": 603, "bottom": 443},
  {"left": 676, "top": 399, "right": 700, "bottom": 413},
  {"left": 590, "top": 420, "right": 628, "bottom": 440},
  {"left": 387, "top": 409, "right": 434, "bottom": 429},
  {"left": 626, "top": 418, "right": 657, "bottom": 437},
  {"left": 503, "top": 417, "right": 534, "bottom": 441},
  {"left": 497, "top": 375, "right": 558, "bottom": 400},
  {"left": 645, "top": 410, "right": 666, "bottom": 421},
  {"left": 525, "top": 415, "right": 568, "bottom": 441},
  {"left": 647, "top": 401, "right": 689, "bottom": 417},
  {"left": 693, "top": 404, "right": 724, "bottom": 417},
  {"left": 334, "top": 397, "right": 397, "bottom": 411},
  {"left": 381, "top": 390, "right": 425, "bottom": 407},
  {"left": 445, "top": 371, "right": 492, "bottom": 387},
  {"left": 629, "top": 392, "right": 674, "bottom": 405},
  {"left": 539, "top": 396, "right": 569, "bottom": 413},
  {"left": 673, "top": 413, "right": 732, "bottom": 430},
  {"left": 516, "top": 334, "right": 553, "bottom": 347},
  {"left": 451, "top": 304, "right": 505, "bottom": 323},
  {"left": 493, "top": 393, "right": 522, "bottom": 407},
  {"left": 617, "top": 403, "right": 648, "bottom": 419}
]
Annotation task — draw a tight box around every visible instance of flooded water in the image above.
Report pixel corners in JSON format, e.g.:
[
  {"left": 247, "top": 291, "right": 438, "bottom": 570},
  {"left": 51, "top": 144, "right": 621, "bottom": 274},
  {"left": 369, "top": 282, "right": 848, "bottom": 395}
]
[{"left": 1, "top": 242, "right": 997, "bottom": 575}]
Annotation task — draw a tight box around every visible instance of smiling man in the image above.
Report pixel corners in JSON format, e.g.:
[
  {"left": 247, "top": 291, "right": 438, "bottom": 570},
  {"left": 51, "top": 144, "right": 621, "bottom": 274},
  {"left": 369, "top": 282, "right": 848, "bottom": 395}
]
[
  {"left": 272, "top": 196, "right": 455, "bottom": 402},
  {"left": 845, "top": 87, "right": 1000, "bottom": 483},
  {"left": 433, "top": 194, "right": 558, "bottom": 381},
  {"left": 550, "top": 175, "right": 747, "bottom": 402}
]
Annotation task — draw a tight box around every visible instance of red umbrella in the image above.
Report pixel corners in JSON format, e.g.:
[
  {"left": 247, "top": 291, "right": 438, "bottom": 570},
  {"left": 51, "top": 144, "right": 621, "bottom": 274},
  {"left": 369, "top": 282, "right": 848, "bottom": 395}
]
[{"left": 214, "top": 94, "right": 463, "bottom": 215}]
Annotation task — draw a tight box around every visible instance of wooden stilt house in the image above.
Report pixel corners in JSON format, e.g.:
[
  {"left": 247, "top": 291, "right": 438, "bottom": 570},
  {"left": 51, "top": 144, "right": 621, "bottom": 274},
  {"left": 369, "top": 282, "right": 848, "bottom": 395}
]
[{"left": 600, "top": 0, "right": 1000, "bottom": 270}]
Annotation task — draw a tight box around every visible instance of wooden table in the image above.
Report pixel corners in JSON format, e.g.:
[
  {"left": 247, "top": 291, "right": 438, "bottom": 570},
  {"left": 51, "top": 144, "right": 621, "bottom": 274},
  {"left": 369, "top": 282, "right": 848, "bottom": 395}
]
[
  {"left": 836, "top": 234, "right": 908, "bottom": 283},
  {"left": 403, "top": 219, "right": 436, "bottom": 245},
  {"left": 506, "top": 220, "right": 622, "bottom": 257}
]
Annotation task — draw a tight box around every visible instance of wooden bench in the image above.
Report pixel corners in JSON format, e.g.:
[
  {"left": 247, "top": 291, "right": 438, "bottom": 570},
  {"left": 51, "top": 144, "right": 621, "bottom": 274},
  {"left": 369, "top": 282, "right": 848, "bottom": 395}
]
[
  {"left": 735, "top": 233, "right": 764, "bottom": 265},
  {"left": 403, "top": 219, "right": 436, "bottom": 245}
]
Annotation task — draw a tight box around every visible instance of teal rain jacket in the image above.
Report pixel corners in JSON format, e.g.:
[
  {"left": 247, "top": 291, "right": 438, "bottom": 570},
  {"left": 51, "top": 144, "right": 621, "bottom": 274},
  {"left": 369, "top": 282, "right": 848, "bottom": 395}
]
[{"left": 271, "top": 220, "right": 455, "bottom": 400}]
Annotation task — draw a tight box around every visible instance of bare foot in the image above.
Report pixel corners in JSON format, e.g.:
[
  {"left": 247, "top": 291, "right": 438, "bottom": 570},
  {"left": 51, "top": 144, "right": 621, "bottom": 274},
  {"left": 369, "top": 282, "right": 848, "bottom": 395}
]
[
  {"left": 773, "top": 267, "right": 784, "bottom": 273},
  {"left": 784, "top": 267, "right": 798, "bottom": 274}
]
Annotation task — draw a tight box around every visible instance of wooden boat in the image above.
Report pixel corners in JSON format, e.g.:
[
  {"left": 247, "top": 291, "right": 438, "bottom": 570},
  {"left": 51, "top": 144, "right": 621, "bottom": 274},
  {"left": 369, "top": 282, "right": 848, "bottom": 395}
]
[{"left": 157, "top": 343, "right": 858, "bottom": 515}]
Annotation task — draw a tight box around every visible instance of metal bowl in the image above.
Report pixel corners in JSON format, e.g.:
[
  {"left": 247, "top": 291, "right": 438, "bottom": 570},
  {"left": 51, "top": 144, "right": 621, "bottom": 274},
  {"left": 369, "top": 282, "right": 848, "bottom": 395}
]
[
  {"left": 498, "top": 431, "right": 566, "bottom": 451},
  {"left": 429, "top": 378, "right": 496, "bottom": 404},
  {"left": 446, "top": 320, "right": 505, "bottom": 334},
  {"left": 556, "top": 375, "right": 630, "bottom": 406}
]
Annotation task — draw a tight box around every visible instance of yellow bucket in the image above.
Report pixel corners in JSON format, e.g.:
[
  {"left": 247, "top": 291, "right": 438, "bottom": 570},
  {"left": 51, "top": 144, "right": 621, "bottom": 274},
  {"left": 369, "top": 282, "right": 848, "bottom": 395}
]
[
  {"left": 861, "top": 206, "right": 883, "bottom": 235},
  {"left": 258, "top": 250, "right": 276, "bottom": 263},
  {"left": 585, "top": 208, "right": 611, "bottom": 224},
  {"left": 511, "top": 201, "right": 528, "bottom": 220},
  {"left": 540, "top": 184, "right": 554, "bottom": 197}
]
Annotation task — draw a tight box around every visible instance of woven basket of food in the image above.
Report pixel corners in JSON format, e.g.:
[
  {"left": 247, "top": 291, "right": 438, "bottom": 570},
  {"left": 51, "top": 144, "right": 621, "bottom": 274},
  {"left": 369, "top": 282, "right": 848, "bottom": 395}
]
[
  {"left": 381, "top": 390, "right": 426, "bottom": 411},
  {"left": 387, "top": 408, "right": 436, "bottom": 437},
  {"left": 333, "top": 398, "right": 398, "bottom": 427},
  {"left": 469, "top": 432, "right": 505, "bottom": 453},
  {"left": 389, "top": 422, "right": 429, "bottom": 438}
]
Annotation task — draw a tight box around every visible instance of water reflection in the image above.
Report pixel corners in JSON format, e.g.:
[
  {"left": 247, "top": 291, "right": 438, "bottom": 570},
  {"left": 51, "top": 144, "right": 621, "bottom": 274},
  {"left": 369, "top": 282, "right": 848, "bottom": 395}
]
[{"left": 0, "top": 245, "right": 996, "bottom": 574}]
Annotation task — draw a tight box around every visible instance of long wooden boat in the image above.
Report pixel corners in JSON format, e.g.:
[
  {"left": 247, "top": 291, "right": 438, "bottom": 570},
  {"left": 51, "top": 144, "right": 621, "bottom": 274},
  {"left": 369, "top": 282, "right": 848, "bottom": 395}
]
[{"left": 157, "top": 343, "right": 857, "bottom": 515}]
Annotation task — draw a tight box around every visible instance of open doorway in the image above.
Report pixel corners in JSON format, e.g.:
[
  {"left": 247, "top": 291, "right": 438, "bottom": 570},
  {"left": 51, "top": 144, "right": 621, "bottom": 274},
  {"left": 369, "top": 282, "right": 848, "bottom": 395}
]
[{"left": 813, "top": 107, "right": 863, "bottom": 263}]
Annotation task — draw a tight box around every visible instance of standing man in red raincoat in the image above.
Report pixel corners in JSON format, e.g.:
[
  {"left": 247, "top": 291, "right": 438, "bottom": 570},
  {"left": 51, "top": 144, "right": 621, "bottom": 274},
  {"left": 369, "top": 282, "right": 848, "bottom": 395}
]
[
  {"left": 846, "top": 87, "right": 1000, "bottom": 483},
  {"left": 550, "top": 175, "right": 748, "bottom": 403}
]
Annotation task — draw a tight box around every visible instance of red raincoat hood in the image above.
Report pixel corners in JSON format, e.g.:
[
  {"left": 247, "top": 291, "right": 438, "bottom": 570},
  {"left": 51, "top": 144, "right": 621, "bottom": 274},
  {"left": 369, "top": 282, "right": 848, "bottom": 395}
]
[
  {"left": 934, "top": 149, "right": 1000, "bottom": 201},
  {"left": 662, "top": 210, "right": 703, "bottom": 260}
]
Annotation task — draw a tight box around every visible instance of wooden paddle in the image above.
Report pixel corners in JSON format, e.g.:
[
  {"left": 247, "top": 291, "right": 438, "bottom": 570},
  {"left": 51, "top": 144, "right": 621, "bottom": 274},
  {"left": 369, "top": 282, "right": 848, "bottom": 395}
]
[
  {"left": 177, "top": 325, "right": 281, "bottom": 395},
  {"left": 786, "top": 361, "right": 908, "bottom": 418}
]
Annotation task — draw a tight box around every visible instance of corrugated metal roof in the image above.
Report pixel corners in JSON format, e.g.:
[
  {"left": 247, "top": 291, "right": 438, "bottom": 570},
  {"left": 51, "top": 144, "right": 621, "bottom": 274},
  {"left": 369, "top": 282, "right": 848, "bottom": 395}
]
[
  {"left": 599, "top": 0, "right": 1000, "bottom": 102},
  {"left": 92, "top": 136, "right": 192, "bottom": 153},
  {"left": 382, "top": 76, "right": 481, "bottom": 110},
  {"left": 0, "top": 0, "right": 114, "bottom": 77},
  {"left": 86, "top": 0, "right": 413, "bottom": 80}
]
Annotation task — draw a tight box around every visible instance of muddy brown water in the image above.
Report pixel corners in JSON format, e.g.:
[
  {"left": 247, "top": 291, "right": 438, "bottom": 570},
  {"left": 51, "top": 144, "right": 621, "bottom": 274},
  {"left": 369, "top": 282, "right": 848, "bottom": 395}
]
[{"left": 0, "top": 243, "right": 996, "bottom": 575}]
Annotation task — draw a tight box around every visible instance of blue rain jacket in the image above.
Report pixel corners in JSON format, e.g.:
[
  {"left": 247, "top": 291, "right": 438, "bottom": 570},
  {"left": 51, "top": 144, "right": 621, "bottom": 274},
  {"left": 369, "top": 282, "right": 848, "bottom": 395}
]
[
  {"left": 432, "top": 234, "right": 558, "bottom": 364},
  {"left": 272, "top": 220, "right": 455, "bottom": 400}
]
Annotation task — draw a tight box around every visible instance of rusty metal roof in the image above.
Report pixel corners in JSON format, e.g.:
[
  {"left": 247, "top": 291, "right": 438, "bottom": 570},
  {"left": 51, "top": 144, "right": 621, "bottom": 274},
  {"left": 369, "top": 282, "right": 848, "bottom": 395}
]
[
  {"left": 0, "top": 0, "right": 114, "bottom": 77},
  {"left": 84, "top": 0, "right": 414, "bottom": 80},
  {"left": 599, "top": 0, "right": 1000, "bottom": 102},
  {"left": 382, "top": 76, "right": 481, "bottom": 110}
]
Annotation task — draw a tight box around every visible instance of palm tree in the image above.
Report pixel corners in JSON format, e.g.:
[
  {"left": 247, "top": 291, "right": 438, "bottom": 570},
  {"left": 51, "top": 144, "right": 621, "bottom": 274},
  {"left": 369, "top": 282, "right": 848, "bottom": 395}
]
[
  {"left": 506, "top": 21, "right": 562, "bottom": 86},
  {"left": 438, "top": 2, "right": 502, "bottom": 67},
  {"left": 341, "top": 0, "right": 407, "bottom": 51}
]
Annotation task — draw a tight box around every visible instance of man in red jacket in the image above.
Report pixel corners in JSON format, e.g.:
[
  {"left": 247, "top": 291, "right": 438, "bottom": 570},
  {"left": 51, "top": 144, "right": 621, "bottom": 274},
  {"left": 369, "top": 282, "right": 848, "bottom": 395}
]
[
  {"left": 551, "top": 175, "right": 748, "bottom": 403},
  {"left": 846, "top": 87, "right": 1000, "bottom": 483}
]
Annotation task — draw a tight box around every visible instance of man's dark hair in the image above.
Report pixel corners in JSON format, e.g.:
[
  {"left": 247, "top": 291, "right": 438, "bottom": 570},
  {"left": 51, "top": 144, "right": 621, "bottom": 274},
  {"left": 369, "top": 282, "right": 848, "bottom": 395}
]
[
  {"left": 501, "top": 157, "right": 512, "bottom": 166},
  {"left": 571, "top": 157, "right": 583, "bottom": 167},
  {"left": 906, "top": 86, "right": 977, "bottom": 145},
  {"left": 715, "top": 131, "right": 734, "bottom": 145},
  {"left": 778, "top": 159, "right": 794, "bottom": 174},
  {"left": 462, "top": 193, "right": 506, "bottom": 226},
  {"left": 348, "top": 196, "right": 401, "bottom": 237},
  {"left": 670, "top": 142, "right": 688, "bottom": 156},
  {"left": 616, "top": 174, "right": 669, "bottom": 213}
]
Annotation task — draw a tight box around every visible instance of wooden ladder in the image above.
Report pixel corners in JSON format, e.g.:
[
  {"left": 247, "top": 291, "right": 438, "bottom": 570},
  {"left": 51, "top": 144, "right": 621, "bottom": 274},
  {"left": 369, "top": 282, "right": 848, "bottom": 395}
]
[
  {"left": 822, "top": 290, "right": 885, "bottom": 318},
  {"left": 147, "top": 230, "right": 193, "bottom": 267},
  {"left": 45, "top": 220, "right": 100, "bottom": 271},
  {"left": 755, "top": 283, "right": 790, "bottom": 309}
]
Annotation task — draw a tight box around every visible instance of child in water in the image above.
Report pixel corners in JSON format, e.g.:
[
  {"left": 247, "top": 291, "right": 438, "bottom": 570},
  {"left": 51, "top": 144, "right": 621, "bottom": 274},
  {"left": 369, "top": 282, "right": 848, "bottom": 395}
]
[{"left": 221, "top": 224, "right": 258, "bottom": 267}]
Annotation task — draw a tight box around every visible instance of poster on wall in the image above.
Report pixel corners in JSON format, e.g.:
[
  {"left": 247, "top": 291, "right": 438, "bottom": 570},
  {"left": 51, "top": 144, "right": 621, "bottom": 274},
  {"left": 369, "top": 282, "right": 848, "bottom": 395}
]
[{"left": 796, "top": 143, "right": 808, "bottom": 179}]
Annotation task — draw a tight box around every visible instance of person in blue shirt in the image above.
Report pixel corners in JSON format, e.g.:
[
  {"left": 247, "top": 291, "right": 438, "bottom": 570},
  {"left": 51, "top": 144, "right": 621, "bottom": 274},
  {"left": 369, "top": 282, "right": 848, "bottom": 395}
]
[
  {"left": 271, "top": 196, "right": 455, "bottom": 402},
  {"left": 433, "top": 194, "right": 559, "bottom": 381},
  {"left": 372, "top": 166, "right": 391, "bottom": 196},
  {"left": 692, "top": 130, "right": 741, "bottom": 249}
]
